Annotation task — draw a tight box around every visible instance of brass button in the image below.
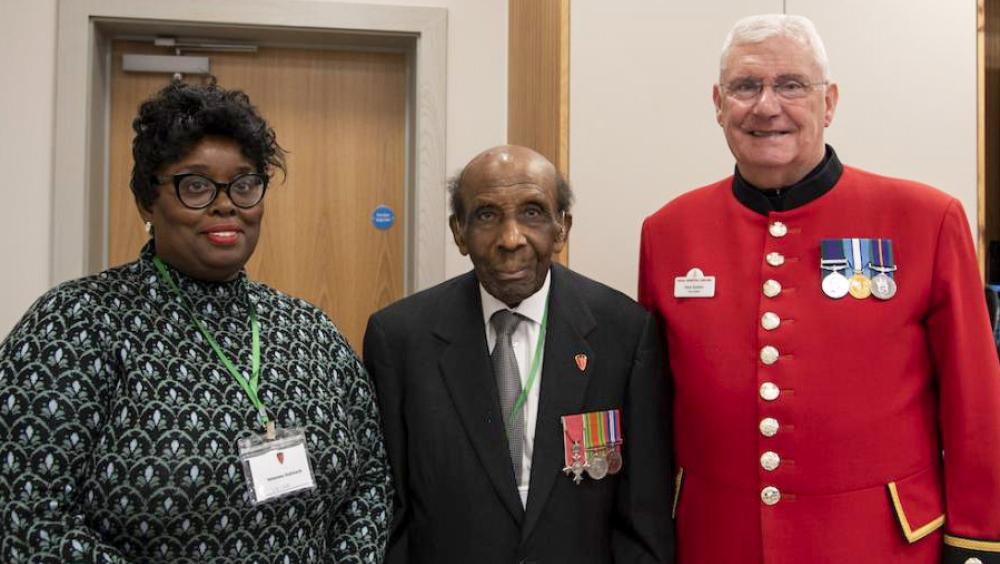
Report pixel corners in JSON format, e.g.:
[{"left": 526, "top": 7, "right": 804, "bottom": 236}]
[
  {"left": 769, "top": 221, "right": 788, "bottom": 238},
  {"left": 762, "top": 279, "right": 782, "bottom": 298},
  {"left": 761, "top": 486, "right": 781, "bottom": 505},
  {"left": 760, "top": 346, "right": 779, "bottom": 365},
  {"left": 766, "top": 252, "right": 785, "bottom": 267},
  {"left": 761, "top": 312, "right": 780, "bottom": 331},
  {"left": 964, "top": 559, "right": 983, "bottom": 564},
  {"left": 759, "top": 382, "right": 780, "bottom": 401},
  {"left": 759, "top": 417, "right": 779, "bottom": 437}
]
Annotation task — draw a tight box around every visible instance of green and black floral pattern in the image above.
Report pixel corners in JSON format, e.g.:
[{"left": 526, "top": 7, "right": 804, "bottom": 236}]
[{"left": 0, "top": 243, "right": 390, "bottom": 563}]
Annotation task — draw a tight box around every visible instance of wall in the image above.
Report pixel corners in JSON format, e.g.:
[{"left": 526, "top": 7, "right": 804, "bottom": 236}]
[
  {"left": 0, "top": 0, "right": 57, "bottom": 336},
  {"left": 569, "top": 0, "right": 979, "bottom": 298},
  {"left": 0, "top": 0, "right": 507, "bottom": 337}
]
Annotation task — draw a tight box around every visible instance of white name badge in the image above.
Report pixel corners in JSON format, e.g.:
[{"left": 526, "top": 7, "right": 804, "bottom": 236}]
[
  {"left": 238, "top": 427, "right": 316, "bottom": 504},
  {"left": 674, "top": 268, "right": 716, "bottom": 298}
]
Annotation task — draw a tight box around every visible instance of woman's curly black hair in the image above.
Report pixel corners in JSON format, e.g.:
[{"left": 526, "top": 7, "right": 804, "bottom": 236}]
[{"left": 130, "top": 79, "right": 287, "bottom": 208}]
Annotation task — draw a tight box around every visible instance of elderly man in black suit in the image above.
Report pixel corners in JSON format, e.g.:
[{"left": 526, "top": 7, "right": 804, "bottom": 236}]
[{"left": 364, "top": 145, "right": 674, "bottom": 563}]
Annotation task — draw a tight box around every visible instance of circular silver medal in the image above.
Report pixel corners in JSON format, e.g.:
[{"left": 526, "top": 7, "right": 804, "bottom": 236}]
[
  {"left": 586, "top": 454, "right": 609, "bottom": 480},
  {"left": 870, "top": 272, "right": 897, "bottom": 300},
  {"left": 821, "top": 271, "right": 849, "bottom": 299}
]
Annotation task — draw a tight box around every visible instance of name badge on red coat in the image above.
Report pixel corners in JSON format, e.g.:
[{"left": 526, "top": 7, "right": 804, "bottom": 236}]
[
  {"left": 674, "top": 268, "right": 716, "bottom": 298},
  {"left": 561, "top": 409, "right": 623, "bottom": 484}
]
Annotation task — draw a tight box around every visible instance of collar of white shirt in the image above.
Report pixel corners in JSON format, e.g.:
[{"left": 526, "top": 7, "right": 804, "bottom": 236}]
[{"left": 479, "top": 269, "right": 551, "bottom": 336}]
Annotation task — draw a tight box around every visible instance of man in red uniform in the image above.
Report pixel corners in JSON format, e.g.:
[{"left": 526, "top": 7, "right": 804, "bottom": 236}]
[{"left": 639, "top": 14, "right": 1000, "bottom": 564}]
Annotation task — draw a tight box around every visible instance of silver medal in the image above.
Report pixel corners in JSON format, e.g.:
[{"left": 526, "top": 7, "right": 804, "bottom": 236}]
[
  {"left": 870, "top": 272, "right": 897, "bottom": 300},
  {"left": 822, "top": 271, "right": 850, "bottom": 299},
  {"left": 585, "top": 452, "right": 608, "bottom": 480},
  {"left": 563, "top": 441, "right": 586, "bottom": 484}
]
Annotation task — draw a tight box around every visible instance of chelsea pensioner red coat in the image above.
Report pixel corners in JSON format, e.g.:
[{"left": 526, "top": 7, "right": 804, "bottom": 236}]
[{"left": 638, "top": 166, "right": 1000, "bottom": 563}]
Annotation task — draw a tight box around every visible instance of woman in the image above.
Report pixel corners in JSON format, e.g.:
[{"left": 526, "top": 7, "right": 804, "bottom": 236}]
[{"left": 0, "top": 81, "right": 391, "bottom": 562}]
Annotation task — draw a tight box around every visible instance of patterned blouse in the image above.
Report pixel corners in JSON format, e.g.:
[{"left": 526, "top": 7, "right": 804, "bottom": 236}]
[{"left": 0, "top": 243, "right": 391, "bottom": 563}]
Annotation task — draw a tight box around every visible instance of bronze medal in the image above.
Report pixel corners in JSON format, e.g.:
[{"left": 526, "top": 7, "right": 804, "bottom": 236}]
[{"left": 606, "top": 447, "right": 623, "bottom": 475}]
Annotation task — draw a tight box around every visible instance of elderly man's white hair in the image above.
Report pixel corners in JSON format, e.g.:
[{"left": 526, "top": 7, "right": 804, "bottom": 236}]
[{"left": 719, "top": 14, "right": 831, "bottom": 82}]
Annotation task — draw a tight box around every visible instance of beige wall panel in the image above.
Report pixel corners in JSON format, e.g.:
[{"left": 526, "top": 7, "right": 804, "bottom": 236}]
[
  {"left": 0, "top": 0, "right": 57, "bottom": 336},
  {"left": 568, "top": 1, "right": 781, "bottom": 297},
  {"left": 795, "top": 0, "right": 979, "bottom": 261}
]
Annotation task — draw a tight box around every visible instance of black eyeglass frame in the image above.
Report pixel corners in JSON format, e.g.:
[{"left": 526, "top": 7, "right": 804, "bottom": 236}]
[{"left": 152, "top": 172, "right": 270, "bottom": 210}]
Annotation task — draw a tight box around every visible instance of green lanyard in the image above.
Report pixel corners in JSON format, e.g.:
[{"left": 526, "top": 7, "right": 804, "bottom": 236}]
[
  {"left": 152, "top": 257, "right": 270, "bottom": 434},
  {"left": 506, "top": 300, "right": 548, "bottom": 437}
]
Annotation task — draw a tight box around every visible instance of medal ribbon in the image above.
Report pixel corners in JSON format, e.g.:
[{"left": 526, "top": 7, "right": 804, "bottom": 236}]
[
  {"left": 860, "top": 239, "right": 871, "bottom": 276},
  {"left": 153, "top": 257, "right": 269, "bottom": 431},
  {"left": 506, "top": 300, "right": 549, "bottom": 437},
  {"left": 561, "top": 414, "right": 587, "bottom": 474},
  {"left": 597, "top": 411, "right": 607, "bottom": 449},
  {"left": 849, "top": 238, "right": 864, "bottom": 275},
  {"left": 820, "top": 240, "right": 847, "bottom": 271},
  {"left": 872, "top": 239, "right": 896, "bottom": 277},
  {"left": 582, "top": 411, "right": 609, "bottom": 452},
  {"left": 605, "top": 409, "right": 621, "bottom": 445}
]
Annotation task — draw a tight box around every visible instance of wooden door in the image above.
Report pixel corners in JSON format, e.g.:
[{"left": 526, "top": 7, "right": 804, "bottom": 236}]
[{"left": 108, "top": 40, "right": 407, "bottom": 352}]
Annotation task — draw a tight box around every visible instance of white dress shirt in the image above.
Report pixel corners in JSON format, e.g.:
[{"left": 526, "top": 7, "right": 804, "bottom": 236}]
[{"left": 480, "top": 271, "right": 550, "bottom": 507}]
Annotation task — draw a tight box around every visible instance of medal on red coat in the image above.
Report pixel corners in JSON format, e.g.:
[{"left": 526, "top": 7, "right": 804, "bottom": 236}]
[
  {"left": 848, "top": 273, "right": 871, "bottom": 299},
  {"left": 847, "top": 238, "right": 872, "bottom": 299},
  {"left": 820, "top": 240, "right": 850, "bottom": 299},
  {"left": 869, "top": 238, "right": 897, "bottom": 300}
]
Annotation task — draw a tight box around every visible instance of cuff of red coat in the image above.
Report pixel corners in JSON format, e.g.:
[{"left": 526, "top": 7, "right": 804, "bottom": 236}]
[{"left": 943, "top": 534, "right": 1000, "bottom": 564}]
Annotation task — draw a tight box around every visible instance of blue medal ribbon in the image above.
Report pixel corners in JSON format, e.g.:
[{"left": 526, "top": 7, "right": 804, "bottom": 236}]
[
  {"left": 842, "top": 239, "right": 855, "bottom": 273},
  {"left": 821, "top": 239, "right": 848, "bottom": 272}
]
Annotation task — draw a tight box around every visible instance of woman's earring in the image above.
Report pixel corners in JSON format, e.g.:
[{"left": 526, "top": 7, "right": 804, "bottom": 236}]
[{"left": 144, "top": 221, "right": 153, "bottom": 235}]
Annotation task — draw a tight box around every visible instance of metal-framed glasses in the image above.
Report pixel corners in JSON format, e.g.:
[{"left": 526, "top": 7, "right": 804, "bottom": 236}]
[
  {"left": 722, "top": 77, "right": 828, "bottom": 102},
  {"left": 155, "top": 172, "right": 269, "bottom": 209}
]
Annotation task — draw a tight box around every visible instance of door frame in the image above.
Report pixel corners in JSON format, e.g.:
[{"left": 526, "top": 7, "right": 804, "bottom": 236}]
[{"left": 53, "top": 0, "right": 447, "bottom": 293}]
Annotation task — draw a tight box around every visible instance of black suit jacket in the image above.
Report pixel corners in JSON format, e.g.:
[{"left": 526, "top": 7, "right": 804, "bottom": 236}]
[{"left": 364, "top": 265, "right": 674, "bottom": 563}]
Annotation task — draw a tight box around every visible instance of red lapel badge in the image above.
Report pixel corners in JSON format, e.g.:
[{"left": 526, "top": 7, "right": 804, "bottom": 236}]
[
  {"left": 575, "top": 354, "right": 588, "bottom": 372},
  {"left": 276, "top": 452, "right": 285, "bottom": 464}
]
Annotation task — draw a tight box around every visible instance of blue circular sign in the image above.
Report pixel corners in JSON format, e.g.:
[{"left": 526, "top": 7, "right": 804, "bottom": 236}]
[{"left": 372, "top": 205, "right": 395, "bottom": 231}]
